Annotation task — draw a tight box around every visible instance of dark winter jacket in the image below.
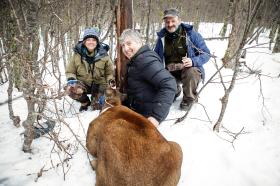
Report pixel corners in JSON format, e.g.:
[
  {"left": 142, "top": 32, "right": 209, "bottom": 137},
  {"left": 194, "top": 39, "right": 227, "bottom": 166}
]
[
  {"left": 126, "top": 45, "right": 176, "bottom": 123},
  {"left": 154, "top": 23, "right": 210, "bottom": 81},
  {"left": 66, "top": 42, "right": 114, "bottom": 86}
]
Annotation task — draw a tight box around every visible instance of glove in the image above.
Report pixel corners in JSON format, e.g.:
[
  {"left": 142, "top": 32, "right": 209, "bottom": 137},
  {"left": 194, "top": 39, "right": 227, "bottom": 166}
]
[
  {"left": 91, "top": 94, "right": 105, "bottom": 110},
  {"left": 98, "top": 95, "right": 105, "bottom": 106},
  {"left": 65, "top": 80, "right": 86, "bottom": 100}
]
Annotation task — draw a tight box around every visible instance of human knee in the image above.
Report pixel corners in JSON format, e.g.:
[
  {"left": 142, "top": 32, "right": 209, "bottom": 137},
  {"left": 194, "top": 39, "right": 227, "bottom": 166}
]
[{"left": 181, "top": 67, "right": 201, "bottom": 81}]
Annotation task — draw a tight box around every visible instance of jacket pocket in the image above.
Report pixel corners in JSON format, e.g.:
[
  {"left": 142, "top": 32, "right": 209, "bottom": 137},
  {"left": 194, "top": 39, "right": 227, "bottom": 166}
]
[
  {"left": 177, "top": 46, "right": 187, "bottom": 57},
  {"left": 93, "top": 61, "right": 106, "bottom": 81}
]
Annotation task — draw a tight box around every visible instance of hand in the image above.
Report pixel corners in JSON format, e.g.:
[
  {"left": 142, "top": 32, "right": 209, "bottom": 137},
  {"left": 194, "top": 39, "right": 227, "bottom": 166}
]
[
  {"left": 147, "top": 117, "right": 159, "bottom": 127},
  {"left": 182, "top": 57, "right": 192, "bottom": 67}
]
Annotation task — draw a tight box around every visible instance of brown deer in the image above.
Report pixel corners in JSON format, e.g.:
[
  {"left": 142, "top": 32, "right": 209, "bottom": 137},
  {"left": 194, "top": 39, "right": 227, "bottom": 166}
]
[{"left": 86, "top": 87, "right": 183, "bottom": 186}]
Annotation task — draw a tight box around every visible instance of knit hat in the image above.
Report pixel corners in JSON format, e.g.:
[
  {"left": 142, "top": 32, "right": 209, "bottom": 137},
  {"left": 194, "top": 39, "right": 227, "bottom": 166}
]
[
  {"left": 83, "top": 28, "right": 100, "bottom": 42},
  {"left": 163, "top": 8, "right": 179, "bottom": 19}
]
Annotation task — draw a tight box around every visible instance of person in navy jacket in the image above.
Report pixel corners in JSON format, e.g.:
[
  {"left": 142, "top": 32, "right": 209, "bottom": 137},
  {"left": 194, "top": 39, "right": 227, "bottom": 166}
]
[
  {"left": 154, "top": 8, "right": 210, "bottom": 110},
  {"left": 120, "top": 29, "right": 176, "bottom": 127}
]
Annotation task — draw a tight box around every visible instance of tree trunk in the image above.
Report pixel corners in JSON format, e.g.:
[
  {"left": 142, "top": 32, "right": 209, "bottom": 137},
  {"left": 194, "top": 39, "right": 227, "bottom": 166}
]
[
  {"left": 222, "top": 0, "right": 249, "bottom": 69},
  {"left": 213, "top": 57, "right": 239, "bottom": 132},
  {"left": 145, "top": 0, "right": 152, "bottom": 46},
  {"left": 60, "top": 28, "right": 67, "bottom": 70},
  {"left": 1, "top": 0, "right": 20, "bottom": 127},
  {"left": 219, "top": 0, "right": 234, "bottom": 37},
  {"left": 115, "top": 0, "right": 133, "bottom": 92},
  {"left": 272, "top": 24, "right": 280, "bottom": 53},
  {"left": 215, "top": 0, "right": 264, "bottom": 131},
  {"left": 269, "top": 23, "right": 277, "bottom": 50},
  {"left": 8, "top": 0, "right": 41, "bottom": 152},
  {"left": 7, "top": 61, "right": 20, "bottom": 127},
  {"left": 222, "top": 0, "right": 264, "bottom": 68}
]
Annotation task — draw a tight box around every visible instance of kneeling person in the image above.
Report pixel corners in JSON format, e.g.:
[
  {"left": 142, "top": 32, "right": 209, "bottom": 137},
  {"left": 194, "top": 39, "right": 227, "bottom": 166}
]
[
  {"left": 65, "top": 27, "right": 114, "bottom": 111},
  {"left": 120, "top": 29, "right": 176, "bottom": 127}
]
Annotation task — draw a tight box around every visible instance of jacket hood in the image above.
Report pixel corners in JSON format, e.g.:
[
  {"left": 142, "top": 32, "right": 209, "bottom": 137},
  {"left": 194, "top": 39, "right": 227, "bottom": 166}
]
[
  {"left": 156, "top": 23, "right": 193, "bottom": 38},
  {"left": 73, "top": 41, "right": 109, "bottom": 62}
]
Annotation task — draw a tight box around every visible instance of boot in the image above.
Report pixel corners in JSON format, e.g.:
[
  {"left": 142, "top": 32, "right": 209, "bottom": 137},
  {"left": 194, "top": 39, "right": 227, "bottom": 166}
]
[
  {"left": 180, "top": 100, "right": 194, "bottom": 111},
  {"left": 173, "top": 83, "right": 182, "bottom": 102}
]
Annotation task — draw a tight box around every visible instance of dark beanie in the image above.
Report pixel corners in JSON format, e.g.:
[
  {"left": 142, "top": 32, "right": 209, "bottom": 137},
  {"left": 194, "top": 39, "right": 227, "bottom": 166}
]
[{"left": 83, "top": 28, "right": 100, "bottom": 42}]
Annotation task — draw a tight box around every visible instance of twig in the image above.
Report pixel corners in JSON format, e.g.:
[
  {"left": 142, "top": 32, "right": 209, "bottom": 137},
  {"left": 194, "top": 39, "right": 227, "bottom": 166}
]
[
  {"left": 34, "top": 165, "right": 45, "bottom": 182},
  {"left": 215, "top": 126, "right": 249, "bottom": 149},
  {"left": 204, "top": 36, "right": 229, "bottom": 40}
]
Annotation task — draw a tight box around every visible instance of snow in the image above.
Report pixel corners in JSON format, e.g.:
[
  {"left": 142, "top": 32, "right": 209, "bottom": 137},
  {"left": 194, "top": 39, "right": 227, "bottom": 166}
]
[{"left": 1, "top": 25, "right": 280, "bottom": 186}]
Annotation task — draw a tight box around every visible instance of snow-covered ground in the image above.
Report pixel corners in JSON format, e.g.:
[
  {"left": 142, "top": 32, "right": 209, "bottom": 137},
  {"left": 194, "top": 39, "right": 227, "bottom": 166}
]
[{"left": 0, "top": 24, "right": 280, "bottom": 186}]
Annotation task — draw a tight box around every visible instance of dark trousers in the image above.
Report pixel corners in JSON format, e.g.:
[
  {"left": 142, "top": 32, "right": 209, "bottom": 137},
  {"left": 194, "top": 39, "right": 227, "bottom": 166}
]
[
  {"left": 76, "top": 83, "right": 106, "bottom": 104},
  {"left": 171, "top": 67, "right": 201, "bottom": 102}
]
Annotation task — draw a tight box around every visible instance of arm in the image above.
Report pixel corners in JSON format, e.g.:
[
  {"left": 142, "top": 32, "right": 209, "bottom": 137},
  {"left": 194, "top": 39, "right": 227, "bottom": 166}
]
[
  {"left": 154, "top": 37, "right": 164, "bottom": 62},
  {"left": 189, "top": 31, "right": 210, "bottom": 67},
  {"left": 104, "top": 56, "right": 115, "bottom": 83},
  {"left": 65, "top": 54, "right": 78, "bottom": 80},
  {"left": 142, "top": 56, "right": 176, "bottom": 123}
]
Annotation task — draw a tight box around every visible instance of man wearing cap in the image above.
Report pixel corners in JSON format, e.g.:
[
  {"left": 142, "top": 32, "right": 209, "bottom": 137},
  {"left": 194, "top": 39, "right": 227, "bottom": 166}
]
[
  {"left": 154, "top": 8, "right": 210, "bottom": 110},
  {"left": 65, "top": 28, "right": 114, "bottom": 112}
]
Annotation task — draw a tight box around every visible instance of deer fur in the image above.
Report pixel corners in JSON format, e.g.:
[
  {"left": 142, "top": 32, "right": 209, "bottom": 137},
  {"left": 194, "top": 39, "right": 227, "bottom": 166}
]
[{"left": 86, "top": 88, "right": 183, "bottom": 186}]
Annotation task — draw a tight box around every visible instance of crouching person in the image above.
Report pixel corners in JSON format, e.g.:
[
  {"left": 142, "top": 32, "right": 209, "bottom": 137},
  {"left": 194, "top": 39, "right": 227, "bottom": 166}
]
[
  {"left": 120, "top": 29, "right": 177, "bottom": 127},
  {"left": 65, "top": 27, "right": 114, "bottom": 112}
]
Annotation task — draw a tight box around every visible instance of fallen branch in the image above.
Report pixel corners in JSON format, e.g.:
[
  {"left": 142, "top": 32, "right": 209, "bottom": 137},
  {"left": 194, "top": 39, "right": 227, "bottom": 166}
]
[{"left": 204, "top": 36, "right": 229, "bottom": 40}]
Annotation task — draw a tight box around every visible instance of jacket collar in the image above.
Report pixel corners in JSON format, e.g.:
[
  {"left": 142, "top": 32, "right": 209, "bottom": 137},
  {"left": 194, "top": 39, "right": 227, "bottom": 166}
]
[
  {"left": 73, "top": 41, "right": 109, "bottom": 62},
  {"left": 130, "top": 45, "right": 150, "bottom": 63}
]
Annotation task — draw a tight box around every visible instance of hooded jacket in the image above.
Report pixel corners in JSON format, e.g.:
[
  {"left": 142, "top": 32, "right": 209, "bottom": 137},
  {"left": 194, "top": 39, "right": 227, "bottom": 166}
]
[
  {"left": 126, "top": 45, "right": 176, "bottom": 123},
  {"left": 154, "top": 23, "right": 210, "bottom": 81},
  {"left": 66, "top": 42, "right": 114, "bottom": 86}
]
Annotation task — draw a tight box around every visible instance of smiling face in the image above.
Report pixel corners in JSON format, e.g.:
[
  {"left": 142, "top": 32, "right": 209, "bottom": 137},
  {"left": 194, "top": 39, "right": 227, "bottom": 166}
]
[
  {"left": 84, "top": 37, "right": 98, "bottom": 53},
  {"left": 121, "top": 36, "right": 142, "bottom": 59},
  {"left": 164, "top": 16, "right": 181, "bottom": 33}
]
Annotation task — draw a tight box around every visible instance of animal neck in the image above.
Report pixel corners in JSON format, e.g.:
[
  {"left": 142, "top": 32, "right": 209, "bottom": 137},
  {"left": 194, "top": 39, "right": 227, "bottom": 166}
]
[{"left": 99, "top": 99, "right": 115, "bottom": 114}]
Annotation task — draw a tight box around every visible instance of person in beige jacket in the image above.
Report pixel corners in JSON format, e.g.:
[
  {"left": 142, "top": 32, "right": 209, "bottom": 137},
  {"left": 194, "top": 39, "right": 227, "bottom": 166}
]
[{"left": 65, "top": 28, "right": 114, "bottom": 112}]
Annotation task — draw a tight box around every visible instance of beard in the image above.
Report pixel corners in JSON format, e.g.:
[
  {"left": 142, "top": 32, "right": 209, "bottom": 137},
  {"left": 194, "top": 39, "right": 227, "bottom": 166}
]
[{"left": 166, "top": 25, "right": 179, "bottom": 33}]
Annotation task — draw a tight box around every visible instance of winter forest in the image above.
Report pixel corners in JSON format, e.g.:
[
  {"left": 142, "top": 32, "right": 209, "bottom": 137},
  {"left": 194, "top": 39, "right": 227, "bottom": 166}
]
[{"left": 0, "top": 0, "right": 280, "bottom": 186}]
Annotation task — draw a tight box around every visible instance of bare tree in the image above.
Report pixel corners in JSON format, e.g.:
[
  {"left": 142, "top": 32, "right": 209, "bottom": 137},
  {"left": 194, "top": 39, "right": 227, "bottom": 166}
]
[
  {"left": 115, "top": 0, "right": 133, "bottom": 91},
  {"left": 1, "top": 0, "right": 21, "bottom": 127},
  {"left": 8, "top": 0, "right": 43, "bottom": 152},
  {"left": 214, "top": 0, "right": 265, "bottom": 132},
  {"left": 272, "top": 24, "right": 280, "bottom": 53},
  {"left": 219, "top": 0, "right": 234, "bottom": 37},
  {"left": 145, "top": 0, "right": 152, "bottom": 45}
]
